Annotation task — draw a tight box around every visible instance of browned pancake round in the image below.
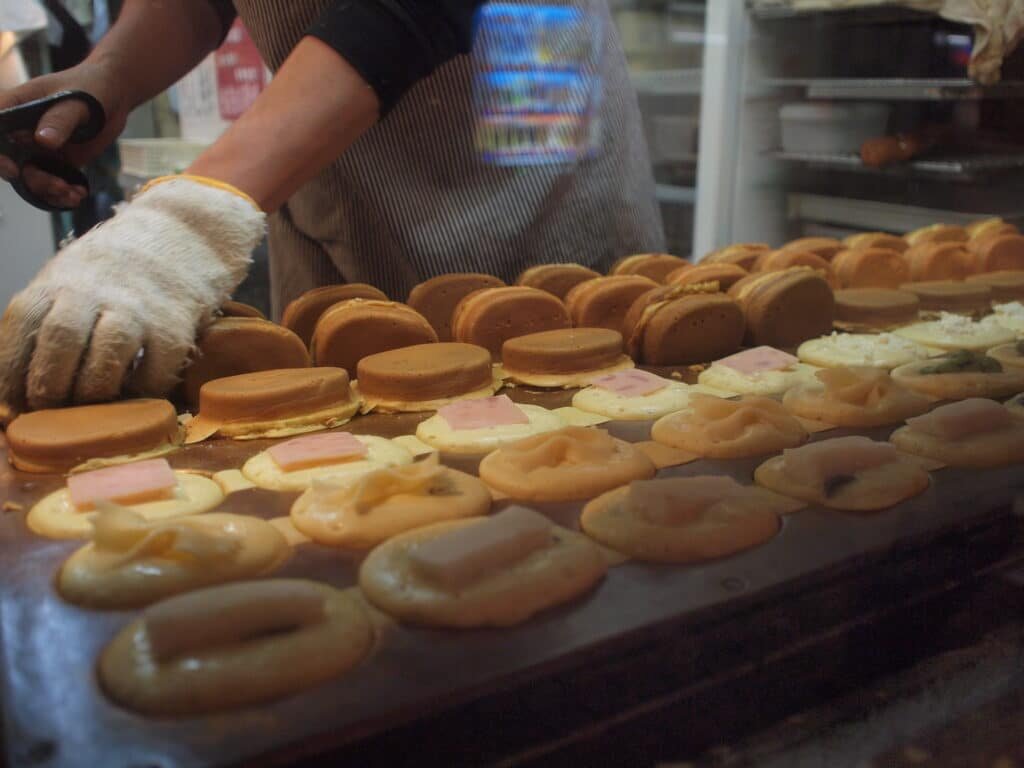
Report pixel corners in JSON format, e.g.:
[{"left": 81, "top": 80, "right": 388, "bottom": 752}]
[
  {"left": 842, "top": 232, "right": 909, "bottom": 253},
  {"left": 196, "top": 368, "right": 353, "bottom": 425},
  {"left": 356, "top": 343, "right": 493, "bottom": 403},
  {"left": 452, "top": 287, "right": 571, "bottom": 358},
  {"left": 905, "top": 223, "right": 968, "bottom": 246},
  {"left": 702, "top": 243, "right": 770, "bottom": 271},
  {"left": 904, "top": 242, "right": 975, "bottom": 282},
  {"left": 631, "top": 294, "right": 746, "bottom": 365},
  {"left": 501, "top": 328, "right": 624, "bottom": 375},
  {"left": 6, "top": 399, "right": 179, "bottom": 473},
  {"left": 777, "top": 237, "right": 844, "bottom": 262},
  {"left": 311, "top": 300, "right": 438, "bottom": 374},
  {"left": 898, "top": 280, "right": 993, "bottom": 316},
  {"left": 611, "top": 253, "right": 691, "bottom": 283},
  {"left": 756, "top": 250, "right": 838, "bottom": 287},
  {"left": 407, "top": 273, "right": 506, "bottom": 341},
  {"left": 965, "top": 270, "right": 1024, "bottom": 302},
  {"left": 971, "top": 234, "right": 1024, "bottom": 273},
  {"left": 666, "top": 262, "right": 747, "bottom": 292},
  {"left": 732, "top": 268, "right": 834, "bottom": 348},
  {"left": 564, "top": 275, "right": 659, "bottom": 332},
  {"left": 833, "top": 288, "right": 921, "bottom": 330},
  {"left": 220, "top": 300, "right": 265, "bottom": 319},
  {"left": 832, "top": 247, "right": 909, "bottom": 289},
  {"left": 182, "top": 318, "right": 310, "bottom": 410},
  {"left": 282, "top": 284, "right": 388, "bottom": 347},
  {"left": 516, "top": 264, "right": 600, "bottom": 300}
]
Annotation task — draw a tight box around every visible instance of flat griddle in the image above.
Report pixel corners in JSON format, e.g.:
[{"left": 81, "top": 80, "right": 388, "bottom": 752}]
[{"left": 0, "top": 382, "right": 1020, "bottom": 768}]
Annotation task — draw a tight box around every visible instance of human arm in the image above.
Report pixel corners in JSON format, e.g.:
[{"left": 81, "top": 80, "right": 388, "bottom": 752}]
[{"left": 0, "top": 0, "right": 231, "bottom": 209}]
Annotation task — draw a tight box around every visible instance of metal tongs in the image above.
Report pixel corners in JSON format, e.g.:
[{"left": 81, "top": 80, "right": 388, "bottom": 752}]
[{"left": 0, "top": 89, "right": 106, "bottom": 211}]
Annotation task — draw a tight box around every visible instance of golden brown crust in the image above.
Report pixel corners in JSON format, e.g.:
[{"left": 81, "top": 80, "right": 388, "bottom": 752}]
[
  {"left": 832, "top": 247, "right": 909, "bottom": 289},
  {"left": 501, "top": 328, "right": 624, "bottom": 375},
  {"left": 905, "top": 223, "right": 968, "bottom": 246},
  {"left": 516, "top": 264, "right": 600, "bottom": 300},
  {"left": 965, "top": 270, "right": 1024, "bottom": 302},
  {"left": 731, "top": 268, "right": 834, "bottom": 348},
  {"left": 843, "top": 232, "right": 909, "bottom": 253},
  {"left": 756, "top": 250, "right": 838, "bottom": 287},
  {"left": 356, "top": 342, "right": 494, "bottom": 403},
  {"left": 666, "top": 262, "right": 747, "bottom": 292},
  {"left": 407, "top": 273, "right": 506, "bottom": 341},
  {"left": 777, "top": 237, "right": 845, "bottom": 261},
  {"left": 971, "top": 234, "right": 1024, "bottom": 273},
  {"left": 182, "top": 318, "right": 310, "bottom": 411},
  {"left": 611, "top": 253, "right": 690, "bottom": 283},
  {"left": 904, "top": 242, "right": 975, "bottom": 282},
  {"left": 702, "top": 243, "right": 770, "bottom": 271},
  {"left": 630, "top": 294, "right": 746, "bottom": 366},
  {"left": 281, "top": 284, "right": 388, "bottom": 347},
  {"left": 833, "top": 288, "right": 921, "bottom": 330},
  {"left": 311, "top": 300, "right": 438, "bottom": 374},
  {"left": 564, "top": 275, "right": 659, "bottom": 332},
  {"left": 193, "top": 367, "right": 354, "bottom": 425},
  {"left": 7, "top": 400, "right": 180, "bottom": 474},
  {"left": 219, "top": 300, "right": 265, "bottom": 319},
  {"left": 451, "top": 287, "right": 571, "bottom": 358}
]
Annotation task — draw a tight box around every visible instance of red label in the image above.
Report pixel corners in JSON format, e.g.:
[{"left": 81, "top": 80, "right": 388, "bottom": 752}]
[{"left": 215, "top": 19, "right": 267, "bottom": 120}]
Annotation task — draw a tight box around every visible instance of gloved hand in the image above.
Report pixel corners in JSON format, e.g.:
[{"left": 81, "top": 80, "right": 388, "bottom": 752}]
[{"left": 0, "top": 175, "right": 265, "bottom": 412}]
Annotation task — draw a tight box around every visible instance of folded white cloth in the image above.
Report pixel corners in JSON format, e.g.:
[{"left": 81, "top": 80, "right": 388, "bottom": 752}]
[
  {"left": 749, "top": 0, "right": 1024, "bottom": 84},
  {"left": 0, "top": 175, "right": 265, "bottom": 411}
]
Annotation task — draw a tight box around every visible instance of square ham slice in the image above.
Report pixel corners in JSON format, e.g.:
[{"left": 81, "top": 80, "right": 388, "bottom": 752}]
[
  {"left": 267, "top": 432, "right": 368, "bottom": 471},
  {"left": 716, "top": 346, "right": 798, "bottom": 375},
  {"left": 590, "top": 369, "right": 669, "bottom": 397},
  {"left": 437, "top": 395, "right": 529, "bottom": 431},
  {"left": 67, "top": 458, "right": 178, "bottom": 511}
]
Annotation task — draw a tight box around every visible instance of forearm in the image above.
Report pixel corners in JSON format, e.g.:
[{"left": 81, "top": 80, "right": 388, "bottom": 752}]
[
  {"left": 186, "top": 37, "right": 379, "bottom": 212},
  {"left": 86, "top": 0, "right": 227, "bottom": 113}
]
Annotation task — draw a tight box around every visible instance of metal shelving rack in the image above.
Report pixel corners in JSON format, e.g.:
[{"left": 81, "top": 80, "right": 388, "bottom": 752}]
[
  {"left": 757, "top": 77, "right": 1024, "bottom": 101},
  {"left": 772, "top": 150, "right": 1024, "bottom": 181}
]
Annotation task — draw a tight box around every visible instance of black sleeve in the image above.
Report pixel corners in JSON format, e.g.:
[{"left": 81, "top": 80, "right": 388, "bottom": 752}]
[
  {"left": 207, "top": 0, "right": 238, "bottom": 45},
  {"left": 306, "top": 1, "right": 484, "bottom": 115}
]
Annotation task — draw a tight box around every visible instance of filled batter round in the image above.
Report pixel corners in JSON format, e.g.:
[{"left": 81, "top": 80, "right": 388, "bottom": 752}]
[
  {"left": 782, "top": 367, "right": 933, "bottom": 428},
  {"left": 478, "top": 427, "right": 656, "bottom": 502},
  {"left": 59, "top": 508, "right": 290, "bottom": 608},
  {"left": 359, "top": 509, "right": 607, "bottom": 628},
  {"left": 290, "top": 455, "right": 491, "bottom": 549},
  {"left": 99, "top": 579, "right": 373, "bottom": 715}
]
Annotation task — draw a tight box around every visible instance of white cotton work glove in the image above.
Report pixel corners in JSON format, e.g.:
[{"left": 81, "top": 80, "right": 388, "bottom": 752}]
[{"left": 0, "top": 176, "right": 266, "bottom": 412}]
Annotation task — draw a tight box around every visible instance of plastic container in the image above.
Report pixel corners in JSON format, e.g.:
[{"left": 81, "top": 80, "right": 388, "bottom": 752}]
[
  {"left": 779, "top": 102, "right": 890, "bottom": 155},
  {"left": 117, "top": 139, "right": 209, "bottom": 178}
]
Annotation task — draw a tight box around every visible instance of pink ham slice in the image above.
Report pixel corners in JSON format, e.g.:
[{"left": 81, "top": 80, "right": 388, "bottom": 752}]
[
  {"left": 437, "top": 394, "right": 530, "bottom": 431},
  {"left": 782, "top": 436, "right": 899, "bottom": 489},
  {"left": 267, "top": 432, "right": 368, "bottom": 471},
  {"left": 905, "top": 398, "right": 1009, "bottom": 440},
  {"left": 67, "top": 458, "right": 178, "bottom": 511},
  {"left": 716, "top": 346, "right": 798, "bottom": 375},
  {"left": 626, "top": 475, "right": 744, "bottom": 525},
  {"left": 590, "top": 369, "right": 669, "bottom": 397}
]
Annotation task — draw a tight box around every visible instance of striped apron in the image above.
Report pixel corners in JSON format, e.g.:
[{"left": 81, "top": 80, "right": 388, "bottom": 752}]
[{"left": 232, "top": 0, "right": 665, "bottom": 318}]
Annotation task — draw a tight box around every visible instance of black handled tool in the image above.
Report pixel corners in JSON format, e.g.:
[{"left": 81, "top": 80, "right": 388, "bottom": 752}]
[{"left": 0, "top": 90, "right": 106, "bottom": 212}]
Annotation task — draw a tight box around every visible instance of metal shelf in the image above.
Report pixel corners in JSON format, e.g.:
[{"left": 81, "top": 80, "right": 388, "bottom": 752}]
[
  {"left": 787, "top": 192, "right": 1024, "bottom": 232},
  {"left": 748, "top": 3, "right": 934, "bottom": 23},
  {"left": 630, "top": 68, "right": 703, "bottom": 96},
  {"left": 773, "top": 149, "right": 1024, "bottom": 180},
  {"left": 656, "top": 183, "right": 696, "bottom": 204},
  {"left": 757, "top": 77, "right": 1024, "bottom": 100}
]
